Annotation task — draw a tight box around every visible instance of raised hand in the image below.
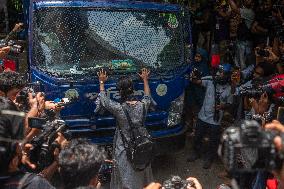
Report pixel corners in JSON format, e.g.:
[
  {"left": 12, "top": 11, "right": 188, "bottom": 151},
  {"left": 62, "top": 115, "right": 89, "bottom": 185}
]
[
  {"left": 12, "top": 23, "right": 24, "bottom": 33},
  {"left": 138, "top": 68, "right": 150, "bottom": 81},
  {"left": 186, "top": 177, "right": 202, "bottom": 189},
  {"left": 28, "top": 92, "right": 45, "bottom": 112},
  {"left": 258, "top": 92, "right": 269, "bottom": 114},
  {"left": 97, "top": 69, "right": 108, "bottom": 83}
]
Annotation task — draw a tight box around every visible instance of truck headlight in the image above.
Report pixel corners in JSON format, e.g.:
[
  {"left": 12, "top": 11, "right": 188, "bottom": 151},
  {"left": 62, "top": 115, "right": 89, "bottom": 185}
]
[{"left": 167, "top": 93, "right": 184, "bottom": 127}]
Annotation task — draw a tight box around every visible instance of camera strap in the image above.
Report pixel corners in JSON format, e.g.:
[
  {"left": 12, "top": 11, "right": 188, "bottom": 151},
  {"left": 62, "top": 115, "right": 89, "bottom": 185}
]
[{"left": 213, "top": 79, "right": 220, "bottom": 122}]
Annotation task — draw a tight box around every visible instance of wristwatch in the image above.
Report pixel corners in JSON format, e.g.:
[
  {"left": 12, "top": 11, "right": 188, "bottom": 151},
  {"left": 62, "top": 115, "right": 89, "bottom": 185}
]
[{"left": 100, "top": 81, "right": 104, "bottom": 84}]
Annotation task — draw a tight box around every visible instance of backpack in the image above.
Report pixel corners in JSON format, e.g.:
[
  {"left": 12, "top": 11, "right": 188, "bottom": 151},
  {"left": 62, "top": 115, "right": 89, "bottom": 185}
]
[{"left": 118, "top": 103, "right": 155, "bottom": 171}]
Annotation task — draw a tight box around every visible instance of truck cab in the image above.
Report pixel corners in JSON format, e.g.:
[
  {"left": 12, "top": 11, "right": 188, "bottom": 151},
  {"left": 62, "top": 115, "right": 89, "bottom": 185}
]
[{"left": 28, "top": 0, "right": 192, "bottom": 154}]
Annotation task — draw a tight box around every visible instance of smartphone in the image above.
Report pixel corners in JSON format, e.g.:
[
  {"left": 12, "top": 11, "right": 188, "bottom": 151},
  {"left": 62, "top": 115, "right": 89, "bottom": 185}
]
[
  {"left": 277, "top": 107, "right": 284, "bottom": 124},
  {"left": 28, "top": 117, "right": 46, "bottom": 129}
]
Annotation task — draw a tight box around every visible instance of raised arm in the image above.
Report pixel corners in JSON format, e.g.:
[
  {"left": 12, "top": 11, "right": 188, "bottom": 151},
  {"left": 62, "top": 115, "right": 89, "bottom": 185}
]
[
  {"left": 0, "top": 46, "right": 11, "bottom": 59},
  {"left": 228, "top": 0, "right": 240, "bottom": 14},
  {"left": 138, "top": 68, "right": 150, "bottom": 96},
  {"left": 96, "top": 69, "right": 121, "bottom": 115},
  {"left": 98, "top": 69, "right": 108, "bottom": 92},
  {"left": 4, "top": 23, "right": 24, "bottom": 41}
]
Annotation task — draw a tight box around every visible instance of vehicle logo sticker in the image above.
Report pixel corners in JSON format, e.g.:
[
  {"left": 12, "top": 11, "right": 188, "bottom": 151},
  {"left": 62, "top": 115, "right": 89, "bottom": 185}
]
[
  {"left": 156, "top": 84, "right": 167, "bottom": 96},
  {"left": 168, "top": 14, "right": 178, "bottom": 29},
  {"left": 85, "top": 88, "right": 144, "bottom": 100},
  {"left": 65, "top": 89, "right": 79, "bottom": 100}
]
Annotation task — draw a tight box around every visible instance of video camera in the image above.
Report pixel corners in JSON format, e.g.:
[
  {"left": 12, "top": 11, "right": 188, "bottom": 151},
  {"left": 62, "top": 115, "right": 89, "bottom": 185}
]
[
  {"left": 219, "top": 120, "right": 284, "bottom": 173},
  {"left": 28, "top": 119, "right": 71, "bottom": 172},
  {"left": 248, "top": 112, "right": 273, "bottom": 125},
  {"left": 239, "top": 75, "right": 284, "bottom": 100},
  {"left": 239, "top": 86, "right": 268, "bottom": 98},
  {"left": 162, "top": 176, "right": 195, "bottom": 189},
  {"left": 0, "top": 40, "right": 23, "bottom": 55}
]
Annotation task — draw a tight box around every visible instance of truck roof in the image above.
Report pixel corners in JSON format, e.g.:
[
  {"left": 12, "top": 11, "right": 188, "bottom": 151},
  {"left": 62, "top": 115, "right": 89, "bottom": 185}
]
[{"left": 32, "top": 0, "right": 182, "bottom": 12}]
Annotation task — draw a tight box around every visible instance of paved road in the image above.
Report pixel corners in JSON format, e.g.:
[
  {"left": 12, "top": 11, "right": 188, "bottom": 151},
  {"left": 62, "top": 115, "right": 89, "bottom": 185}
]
[{"left": 152, "top": 135, "right": 227, "bottom": 189}]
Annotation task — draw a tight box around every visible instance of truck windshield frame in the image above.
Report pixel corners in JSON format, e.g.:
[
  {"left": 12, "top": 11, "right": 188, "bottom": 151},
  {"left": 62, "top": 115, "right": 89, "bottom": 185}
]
[{"left": 31, "top": 6, "right": 185, "bottom": 78}]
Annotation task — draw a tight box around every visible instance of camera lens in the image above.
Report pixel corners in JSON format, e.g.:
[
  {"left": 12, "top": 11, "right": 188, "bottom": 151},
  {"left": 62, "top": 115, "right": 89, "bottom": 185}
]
[{"left": 10, "top": 45, "right": 24, "bottom": 54}]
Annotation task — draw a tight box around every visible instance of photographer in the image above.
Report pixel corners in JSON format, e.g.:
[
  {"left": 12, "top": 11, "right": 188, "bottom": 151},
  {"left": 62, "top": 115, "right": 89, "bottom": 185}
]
[
  {"left": 0, "top": 71, "right": 42, "bottom": 141},
  {"left": 185, "top": 48, "right": 209, "bottom": 131},
  {"left": 255, "top": 46, "right": 280, "bottom": 65},
  {"left": 0, "top": 71, "right": 63, "bottom": 172},
  {"left": 187, "top": 64, "right": 233, "bottom": 169},
  {"left": 231, "top": 61, "right": 276, "bottom": 121},
  {"left": 0, "top": 97, "right": 55, "bottom": 189},
  {"left": 4, "top": 23, "right": 24, "bottom": 42},
  {"left": 0, "top": 23, "right": 25, "bottom": 73},
  {"left": 0, "top": 71, "right": 25, "bottom": 101},
  {"left": 230, "top": 61, "right": 279, "bottom": 188},
  {"left": 58, "top": 139, "right": 106, "bottom": 189},
  {"left": 0, "top": 23, "right": 23, "bottom": 60}
]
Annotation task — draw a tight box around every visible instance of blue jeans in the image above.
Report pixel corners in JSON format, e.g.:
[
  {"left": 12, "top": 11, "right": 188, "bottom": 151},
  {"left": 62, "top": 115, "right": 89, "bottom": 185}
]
[
  {"left": 252, "top": 171, "right": 269, "bottom": 189},
  {"left": 234, "top": 40, "right": 253, "bottom": 70}
]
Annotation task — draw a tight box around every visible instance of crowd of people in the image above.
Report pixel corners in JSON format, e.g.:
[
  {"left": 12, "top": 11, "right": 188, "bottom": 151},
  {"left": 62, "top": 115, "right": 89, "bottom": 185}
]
[
  {"left": 1, "top": 0, "right": 284, "bottom": 188},
  {"left": 0, "top": 69, "right": 204, "bottom": 189},
  {"left": 184, "top": 0, "right": 284, "bottom": 188}
]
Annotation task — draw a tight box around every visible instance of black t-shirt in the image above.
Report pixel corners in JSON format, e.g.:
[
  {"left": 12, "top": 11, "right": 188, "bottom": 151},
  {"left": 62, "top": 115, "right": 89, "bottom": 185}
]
[
  {"left": 255, "top": 10, "right": 271, "bottom": 29},
  {"left": 1, "top": 172, "right": 55, "bottom": 189},
  {"left": 0, "top": 97, "right": 24, "bottom": 141}
]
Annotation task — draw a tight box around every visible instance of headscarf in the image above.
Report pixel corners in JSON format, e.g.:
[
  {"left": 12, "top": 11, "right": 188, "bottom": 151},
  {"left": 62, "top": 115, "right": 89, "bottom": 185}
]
[{"left": 192, "top": 48, "right": 209, "bottom": 77}]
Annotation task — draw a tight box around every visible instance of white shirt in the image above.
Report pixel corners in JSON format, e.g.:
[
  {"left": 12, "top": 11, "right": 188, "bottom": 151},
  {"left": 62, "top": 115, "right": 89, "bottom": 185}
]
[{"left": 198, "top": 76, "right": 233, "bottom": 125}]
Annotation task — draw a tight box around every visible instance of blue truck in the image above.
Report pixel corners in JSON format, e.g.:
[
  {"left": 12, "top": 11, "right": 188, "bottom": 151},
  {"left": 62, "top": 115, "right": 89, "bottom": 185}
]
[{"left": 25, "top": 0, "right": 192, "bottom": 154}]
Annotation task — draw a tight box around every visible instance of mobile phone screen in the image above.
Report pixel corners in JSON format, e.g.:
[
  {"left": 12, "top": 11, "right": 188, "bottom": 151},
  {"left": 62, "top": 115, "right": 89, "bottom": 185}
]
[{"left": 277, "top": 107, "right": 284, "bottom": 124}]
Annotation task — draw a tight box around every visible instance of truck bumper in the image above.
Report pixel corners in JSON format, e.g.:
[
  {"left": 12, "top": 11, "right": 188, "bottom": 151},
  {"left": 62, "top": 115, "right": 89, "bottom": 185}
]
[{"left": 153, "top": 126, "right": 187, "bottom": 155}]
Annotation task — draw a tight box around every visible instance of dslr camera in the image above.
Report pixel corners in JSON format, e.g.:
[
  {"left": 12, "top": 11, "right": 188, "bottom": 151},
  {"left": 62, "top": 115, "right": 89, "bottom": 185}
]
[
  {"left": 239, "top": 85, "right": 271, "bottom": 98},
  {"left": 28, "top": 119, "right": 71, "bottom": 172},
  {"left": 0, "top": 39, "right": 24, "bottom": 54},
  {"left": 256, "top": 48, "right": 270, "bottom": 57},
  {"left": 219, "top": 120, "right": 284, "bottom": 173},
  {"left": 190, "top": 68, "right": 202, "bottom": 80},
  {"left": 162, "top": 176, "right": 194, "bottom": 189}
]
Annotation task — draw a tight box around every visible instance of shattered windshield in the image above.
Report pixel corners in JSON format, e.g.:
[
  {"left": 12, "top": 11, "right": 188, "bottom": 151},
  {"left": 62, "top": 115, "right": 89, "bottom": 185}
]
[{"left": 32, "top": 7, "right": 184, "bottom": 77}]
